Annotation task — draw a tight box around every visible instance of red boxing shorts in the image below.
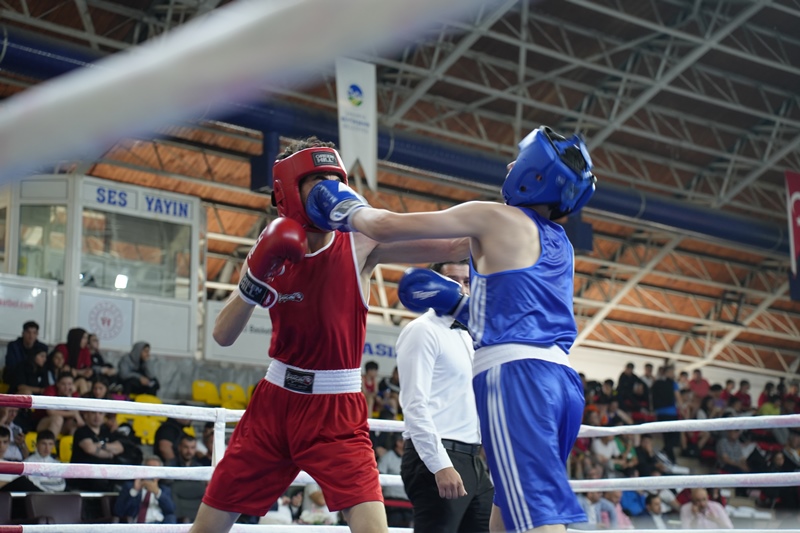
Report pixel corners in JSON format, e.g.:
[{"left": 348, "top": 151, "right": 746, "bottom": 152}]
[{"left": 203, "top": 378, "right": 383, "bottom": 516}]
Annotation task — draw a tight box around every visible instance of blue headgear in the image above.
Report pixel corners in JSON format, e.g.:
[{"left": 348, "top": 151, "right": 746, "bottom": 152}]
[{"left": 501, "top": 126, "right": 596, "bottom": 219}]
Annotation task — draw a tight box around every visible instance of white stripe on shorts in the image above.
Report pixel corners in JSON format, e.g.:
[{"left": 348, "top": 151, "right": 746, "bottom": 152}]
[{"left": 488, "top": 366, "right": 533, "bottom": 531}]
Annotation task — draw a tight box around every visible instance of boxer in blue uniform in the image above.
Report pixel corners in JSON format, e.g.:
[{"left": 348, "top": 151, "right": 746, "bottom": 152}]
[{"left": 305, "top": 126, "right": 596, "bottom": 533}]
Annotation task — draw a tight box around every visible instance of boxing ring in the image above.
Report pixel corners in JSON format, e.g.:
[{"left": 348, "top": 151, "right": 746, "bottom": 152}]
[{"left": 1, "top": 392, "right": 799, "bottom": 533}]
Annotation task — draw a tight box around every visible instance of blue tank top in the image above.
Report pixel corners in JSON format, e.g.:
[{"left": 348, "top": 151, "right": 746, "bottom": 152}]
[{"left": 469, "top": 207, "right": 577, "bottom": 353}]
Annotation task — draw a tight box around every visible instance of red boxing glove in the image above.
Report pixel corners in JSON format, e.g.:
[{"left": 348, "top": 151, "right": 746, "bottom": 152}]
[{"left": 238, "top": 218, "right": 307, "bottom": 307}]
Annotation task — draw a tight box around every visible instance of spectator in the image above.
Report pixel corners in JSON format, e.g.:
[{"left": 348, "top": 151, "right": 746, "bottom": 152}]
[
  {"left": 651, "top": 365, "right": 681, "bottom": 462},
  {"left": 720, "top": 379, "right": 736, "bottom": 403},
  {"left": 606, "top": 399, "right": 633, "bottom": 426},
  {"left": 377, "top": 435, "right": 411, "bottom": 527},
  {"left": 597, "top": 379, "right": 616, "bottom": 405},
  {"left": 0, "top": 427, "right": 20, "bottom": 488},
  {"left": 69, "top": 410, "right": 125, "bottom": 491},
  {"left": 377, "top": 366, "right": 401, "bottom": 419},
  {"left": 3, "top": 321, "right": 48, "bottom": 384},
  {"left": 44, "top": 350, "right": 69, "bottom": 387},
  {"left": 362, "top": 361, "right": 379, "bottom": 416},
  {"left": 604, "top": 490, "right": 633, "bottom": 530},
  {"left": 688, "top": 370, "right": 710, "bottom": 406},
  {"left": 88, "top": 333, "right": 119, "bottom": 382},
  {"left": 114, "top": 455, "right": 177, "bottom": 523},
  {"left": 118, "top": 342, "right": 160, "bottom": 396},
  {"left": 25, "top": 430, "right": 66, "bottom": 492},
  {"left": 758, "top": 382, "right": 775, "bottom": 408},
  {"left": 259, "top": 487, "right": 304, "bottom": 525},
  {"left": 52, "top": 328, "right": 93, "bottom": 395},
  {"left": 679, "top": 488, "right": 732, "bottom": 529},
  {"left": 154, "top": 417, "right": 192, "bottom": 464},
  {"left": 168, "top": 434, "right": 206, "bottom": 523},
  {"left": 195, "top": 422, "right": 214, "bottom": 466},
  {"left": 300, "top": 482, "right": 339, "bottom": 525},
  {"left": 734, "top": 380, "right": 753, "bottom": 411},
  {"left": 573, "top": 491, "right": 617, "bottom": 530},
  {"left": 709, "top": 384, "right": 726, "bottom": 412},
  {"left": 640, "top": 363, "right": 656, "bottom": 390},
  {"left": 36, "top": 373, "right": 84, "bottom": 436},
  {"left": 758, "top": 395, "right": 782, "bottom": 416},
  {"left": 633, "top": 494, "right": 669, "bottom": 530},
  {"left": 87, "top": 376, "right": 110, "bottom": 400},
  {"left": 591, "top": 433, "right": 636, "bottom": 478},
  {"left": 616, "top": 363, "right": 639, "bottom": 403},
  {"left": 9, "top": 348, "right": 48, "bottom": 395},
  {"left": 716, "top": 430, "right": 749, "bottom": 473},
  {"left": 636, "top": 434, "right": 669, "bottom": 477},
  {"left": 0, "top": 407, "right": 28, "bottom": 460}
]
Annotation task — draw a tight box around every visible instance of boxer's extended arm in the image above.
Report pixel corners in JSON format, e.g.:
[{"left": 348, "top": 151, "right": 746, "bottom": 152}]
[{"left": 213, "top": 276, "right": 257, "bottom": 347}]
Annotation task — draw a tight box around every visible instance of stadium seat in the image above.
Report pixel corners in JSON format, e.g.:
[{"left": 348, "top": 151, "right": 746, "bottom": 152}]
[
  {"left": 58, "top": 435, "right": 73, "bottom": 463},
  {"left": 25, "top": 493, "right": 82, "bottom": 524},
  {"left": 133, "top": 416, "right": 161, "bottom": 446},
  {"left": 219, "top": 382, "right": 247, "bottom": 410},
  {"left": 0, "top": 383, "right": 8, "bottom": 394},
  {"left": 134, "top": 394, "right": 166, "bottom": 421},
  {"left": 192, "top": 380, "right": 221, "bottom": 406},
  {"left": 25, "top": 432, "right": 38, "bottom": 453}
]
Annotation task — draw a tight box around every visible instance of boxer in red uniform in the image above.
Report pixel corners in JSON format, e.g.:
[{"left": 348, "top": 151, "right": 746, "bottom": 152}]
[{"left": 190, "top": 137, "right": 468, "bottom": 533}]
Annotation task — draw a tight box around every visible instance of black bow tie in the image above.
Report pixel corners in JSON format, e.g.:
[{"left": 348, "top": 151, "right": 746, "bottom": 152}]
[{"left": 451, "top": 320, "right": 468, "bottom": 331}]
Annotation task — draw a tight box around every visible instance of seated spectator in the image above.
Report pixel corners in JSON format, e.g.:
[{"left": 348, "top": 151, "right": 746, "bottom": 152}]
[
  {"left": 37, "top": 373, "right": 84, "bottom": 436},
  {"left": 9, "top": 347, "right": 48, "bottom": 395},
  {"left": 604, "top": 490, "right": 633, "bottom": 529},
  {"left": 362, "top": 361, "right": 379, "bottom": 416},
  {"left": 758, "top": 394, "right": 782, "bottom": 416},
  {"left": 3, "top": 321, "right": 48, "bottom": 384},
  {"left": 154, "top": 417, "right": 192, "bottom": 464},
  {"left": 591, "top": 433, "right": 635, "bottom": 478},
  {"left": 69, "top": 410, "right": 126, "bottom": 492},
  {"left": 86, "top": 376, "right": 110, "bottom": 400},
  {"left": 0, "top": 407, "right": 28, "bottom": 461},
  {"left": 52, "top": 328, "right": 94, "bottom": 395},
  {"left": 734, "top": 379, "right": 753, "bottom": 411},
  {"left": 606, "top": 399, "right": 633, "bottom": 426},
  {"left": 301, "top": 482, "right": 339, "bottom": 525},
  {"left": 0, "top": 427, "right": 21, "bottom": 488},
  {"left": 168, "top": 434, "right": 203, "bottom": 468},
  {"left": 782, "top": 430, "right": 800, "bottom": 471},
  {"left": 1, "top": 430, "right": 66, "bottom": 493},
  {"left": 168, "top": 435, "right": 206, "bottom": 523},
  {"left": 259, "top": 487, "right": 304, "bottom": 525},
  {"left": 377, "top": 435, "right": 411, "bottom": 527},
  {"left": 194, "top": 422, "right": 214, "bottom": 466},
  {"left": 709, "top": 384, "right": 726, "bottom": 412},
  {"left": 114, "top": 455, "right": 177, "bottom": 524},
  {"left": 88, "top": 333, "right": 119, "bottom": 383},
  {"left": 716, "top": 429, "right": 749, "bottom": 473},
  {"left": 677, "top": 371, "right": 690, "bottom": 390},
  {"left": 720, "top": 379, "right": 736, "bottom": 402},
  {"left": 621, "top": 380, "right": 651, "bottom": 416},
  {"left": 573, "top": 491, "right": 617, "bottom": 530},
  {"left": 44, "top": 350, "right": 69, "bottom": 387},
  {"left": 688, "top": 370, "right": 710, "bottom": 407},
  {"left": 633, "top": 494, "right": 669, "bottom": 530},
  {"left": 596, "top": 379, "right": 616, "bottom": 405},
  {"left": 679, "top": 488, "right": 732, "bottom": 529},
  {"left": 758, "top": 382, "right": 775, "bottom": 408},
  {"left": 118, "top": 342, "right": 160, "bottom": 396},
  {"left": 722, "top": 396, "right": 750, "bottom": 417},
  {"left": 635, "top": 434, "right": 668, "bottom": 477}
]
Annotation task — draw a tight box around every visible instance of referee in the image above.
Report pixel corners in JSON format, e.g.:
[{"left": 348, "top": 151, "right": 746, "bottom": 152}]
[{"left": 396, "top": 260, "right": 493, "bottom": 533}]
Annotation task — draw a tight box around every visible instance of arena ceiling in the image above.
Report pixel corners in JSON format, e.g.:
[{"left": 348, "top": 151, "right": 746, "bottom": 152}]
[{"left": 1, "top": 0, "right": 799, "bottom": 379}]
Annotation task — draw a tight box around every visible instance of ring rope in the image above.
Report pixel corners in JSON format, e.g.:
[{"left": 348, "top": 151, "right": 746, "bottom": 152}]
[
  {"left": 0, "top": 526, "right": 793, "bottom": 533},
  {"left": 6, "top": 460, "right": 800, "bottom": 493}
]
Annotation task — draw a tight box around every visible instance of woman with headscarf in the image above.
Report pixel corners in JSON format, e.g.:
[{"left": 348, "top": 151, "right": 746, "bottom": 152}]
[
  {"left": 118, "top": 342, "right": 160, "bottom": 396},
  {"left": 52, "top": 328, "right": 93, "bottom": 395}
]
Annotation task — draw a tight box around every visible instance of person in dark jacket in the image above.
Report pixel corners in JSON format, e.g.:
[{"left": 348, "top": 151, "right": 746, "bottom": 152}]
[
  {"left": 3, "top": 321, "right": 48, "bottom": 384},
  {"left": 115, "top": 456, "right": 177, "bottom": 523}
]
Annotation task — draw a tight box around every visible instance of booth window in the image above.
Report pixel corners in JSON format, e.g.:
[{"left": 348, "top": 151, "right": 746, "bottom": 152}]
[
  {"left": 18, "top": 205, "right": 68, "bottom": 282},
  {"left": 81, "top": 208, "right": 191, "bottom": 300}
]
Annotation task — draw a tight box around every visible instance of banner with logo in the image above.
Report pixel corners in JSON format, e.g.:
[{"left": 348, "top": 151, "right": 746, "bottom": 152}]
[
  {"left": 336, "top": 57, "right": 378, "bottom": 190},
  {"left": 787, "top": 171, "right": 800, "bottom": 301},
  {"left": 78, "top": 293, "right": 134, "bottom": 351}
]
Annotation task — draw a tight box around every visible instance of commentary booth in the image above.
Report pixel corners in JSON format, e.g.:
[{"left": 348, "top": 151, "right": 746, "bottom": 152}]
[{"left": 0, "top": 175, "right": 202, "bottom": 356}]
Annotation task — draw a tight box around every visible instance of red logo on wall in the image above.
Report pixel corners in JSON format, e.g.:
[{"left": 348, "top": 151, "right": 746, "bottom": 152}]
[{"left": 88, "top": 301, "right": 124, "bottom": 340}]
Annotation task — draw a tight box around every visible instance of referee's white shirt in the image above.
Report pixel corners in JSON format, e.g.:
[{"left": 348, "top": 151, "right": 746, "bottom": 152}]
[{"left": 397, "top": 309, "right": 481, "bottom": 475}]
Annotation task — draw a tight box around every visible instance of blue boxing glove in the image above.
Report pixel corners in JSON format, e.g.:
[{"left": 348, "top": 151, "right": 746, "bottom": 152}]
[
  {"left": 398, "top": 268, "right": 470, "bottom": 325},
  {"left": 305, "top": 180, "right": 369, "bottom": 232}
]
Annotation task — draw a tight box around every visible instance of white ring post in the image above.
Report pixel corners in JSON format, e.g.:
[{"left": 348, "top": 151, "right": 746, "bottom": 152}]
[{"left": 214, "top": 407, "right": 227, "bottom": 465}]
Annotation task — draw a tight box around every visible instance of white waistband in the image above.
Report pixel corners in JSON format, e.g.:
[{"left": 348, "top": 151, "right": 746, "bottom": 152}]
[
  {"left": 265, "top": 360, "right": 361, "bottom": 394},
  {"left": 473, "top": 343, "right": 571, "bottom": 376}
]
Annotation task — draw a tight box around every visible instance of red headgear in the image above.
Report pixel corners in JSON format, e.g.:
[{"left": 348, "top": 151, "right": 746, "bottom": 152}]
[{"left": 272, "top": 147, "right": 348, "bottom": 231}]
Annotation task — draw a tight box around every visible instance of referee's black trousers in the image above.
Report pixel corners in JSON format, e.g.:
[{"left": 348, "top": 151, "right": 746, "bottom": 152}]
[{"left": 401, "top": 442, "right": 494, "bottom": 533}]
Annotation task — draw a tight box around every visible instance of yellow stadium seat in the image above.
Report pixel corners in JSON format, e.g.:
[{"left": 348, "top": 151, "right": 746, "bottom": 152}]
[
  {"left": 134, "top": 394, "right": 166, "bottom": 422},
  {"left": 247, "top": 384, "right": 256, "bottom": 405},
  {"left": 183, "top": 425, "right": 196, "bottom": 437},
  {"left": 219, "top": 382, "right": 247, "bottom": 410},
  {"left": 58, "top": 435, "right": 73, "bottom": 463},
  {"left": 25, "top": 432, "right": 38, "bottom": 453},
  {"left": 192, "top": 380, "right": 221, "bottom": 406},
  {"left": 133, "top": 417, "right": 160, "bottom": 446},
  {"left": 0, "top": 383, "right": 9, "bottom": 394}
]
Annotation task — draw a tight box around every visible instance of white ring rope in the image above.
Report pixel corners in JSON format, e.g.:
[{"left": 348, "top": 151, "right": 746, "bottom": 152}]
[
  {"left": 577, "top": 413, "right": 800, "bottom": 437},
  {"left": 6, "top": 460, "right": 800, "bottom": 493},
  {"left": 0, "top": 527, "right": 793, "bottom": 533},
  {"left": 0, "top": 0, "right": 481, "bottom": 182}
]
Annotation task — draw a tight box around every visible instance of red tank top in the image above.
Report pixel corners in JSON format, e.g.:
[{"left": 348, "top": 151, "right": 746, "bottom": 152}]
[{"left": 268, "top": 232, "right": 368, "bottom": 370}]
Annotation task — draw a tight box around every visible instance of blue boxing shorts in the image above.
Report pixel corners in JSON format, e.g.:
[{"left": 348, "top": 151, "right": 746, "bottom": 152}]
[{"left": 473, "top": 355, "right": 586, "bottom": 531}]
